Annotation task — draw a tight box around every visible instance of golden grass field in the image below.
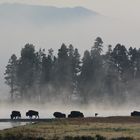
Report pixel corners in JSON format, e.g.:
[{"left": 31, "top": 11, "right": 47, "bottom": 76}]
[{"left": 1, "top": 117, "right": 140, "bottom": 140}]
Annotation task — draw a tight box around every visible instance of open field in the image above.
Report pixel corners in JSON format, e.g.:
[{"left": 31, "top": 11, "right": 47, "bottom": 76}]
[{"left": 1, "top": 117, "right": 140, "bottom": 140}]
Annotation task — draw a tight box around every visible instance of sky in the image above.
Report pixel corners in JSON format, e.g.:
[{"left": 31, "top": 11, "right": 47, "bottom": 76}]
[{"left": 0, "top": 0, "right": 140, "bottom": 21}]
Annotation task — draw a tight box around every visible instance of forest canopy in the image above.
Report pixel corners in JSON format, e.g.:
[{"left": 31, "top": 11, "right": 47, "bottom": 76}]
[{"left": 4, "top": 37, "right": 140, "bottom": 105}]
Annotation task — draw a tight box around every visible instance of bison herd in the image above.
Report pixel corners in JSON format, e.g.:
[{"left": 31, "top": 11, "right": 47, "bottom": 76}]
[
  {"left": 10, "top": 110, "right": 139, "bottom": 119},
  {"left": 10, "top": 110, "right": 85, "bottom": 119}
]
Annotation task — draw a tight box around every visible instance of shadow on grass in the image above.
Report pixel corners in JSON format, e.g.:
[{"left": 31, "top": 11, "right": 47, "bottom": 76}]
[
  {"left": 0, "top": 133, "right": 45, "bottom": 140},
  {"left": 0, "top": 133, "right": 134, "bottom": 140},
  {"left": 64, "top": 135, "right": 134, "bottom": 140}
]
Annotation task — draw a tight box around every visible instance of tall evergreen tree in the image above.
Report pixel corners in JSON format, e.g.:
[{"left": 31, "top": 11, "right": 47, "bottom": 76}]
[
  {"left": 4, "top": 54, "right": 18, "bottom": 101},
  {"left": 112, "top": 44, "right": 129, "bottom": 82},
  {"left": 68, "top": 45, "right": 81, "bottom": 97},
  {"left": 79, "top": 50, "right": 92, "bottom": 103},
  {"left": 73, "top": 48, "right": 81, "bottom": 95},
  {"left": 103, "top": 45, "right": 120, "bottom": 103},
  {"left": 41, "top": 49, "right": 54, "bottom": 84},
  {"left": 17, "top": 44, "right": 37, "bottom": 100},
  {"left": 111, "top": 44, "right": 130, "bottom": 102},
  {"left": 57, "top": 43, "right": 69, "bottom": 84},
  {"left": 90, "top": 37, "right": 104, "bottom": 100},
  {"left": 128, "top": 47, "right": 138, "bottom": 79}
]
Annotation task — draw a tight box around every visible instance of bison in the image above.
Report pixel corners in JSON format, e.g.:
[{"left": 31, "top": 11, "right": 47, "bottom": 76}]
[
  {"left": 68, "top": 111, "right": 84, "bottom": 118},
  {"left": 26, "top": 110, "right": 39, "bottom": 119},
  {"left": 53, "top": 112, "right": 66, "bottom": 118},
  {"left": 10, "top": 111, "right": 21, "bottom": 119},
  {"left": 131, "top": 111, "right": 140, "bottom": 116}
]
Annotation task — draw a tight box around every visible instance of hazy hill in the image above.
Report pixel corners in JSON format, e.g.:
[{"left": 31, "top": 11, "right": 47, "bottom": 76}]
[{"left": 0, "top": 3, "right": 99, "bottom": 24}]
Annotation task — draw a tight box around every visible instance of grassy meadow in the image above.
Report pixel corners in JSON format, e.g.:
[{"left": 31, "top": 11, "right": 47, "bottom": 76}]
[{"left": 0, "top": 117, "right": 140, "bottom": 140}]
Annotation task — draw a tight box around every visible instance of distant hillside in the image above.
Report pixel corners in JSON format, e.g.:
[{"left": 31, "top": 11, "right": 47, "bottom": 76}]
[{"left": 0, "top": 3, "right": 99, "bottom": 24}]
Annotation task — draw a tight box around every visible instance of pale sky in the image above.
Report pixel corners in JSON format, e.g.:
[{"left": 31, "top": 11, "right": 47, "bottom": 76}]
[{"left": 0, "top": 0, "right": 140, "bottom": 20}]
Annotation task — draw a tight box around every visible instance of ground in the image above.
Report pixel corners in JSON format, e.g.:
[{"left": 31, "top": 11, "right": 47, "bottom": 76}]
[{"left": 1, "top": 117, "right": 140, "bottom": 140}]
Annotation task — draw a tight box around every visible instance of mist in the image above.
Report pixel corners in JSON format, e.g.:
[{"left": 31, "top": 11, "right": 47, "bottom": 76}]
[
  {"left": 0, "top": 99, "right": 139, "bottom": 118},
  {"left": 0, "top": 3, "right": 140, "bottom": 117}
]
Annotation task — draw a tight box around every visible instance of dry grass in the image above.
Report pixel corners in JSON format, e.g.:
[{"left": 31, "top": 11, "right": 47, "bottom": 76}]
[{"left": 0, "top": 117, "right": 140, "bottom": 140}]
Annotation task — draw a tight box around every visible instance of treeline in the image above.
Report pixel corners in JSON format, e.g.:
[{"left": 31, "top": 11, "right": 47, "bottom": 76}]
[{"left": 4, "top": 37, "right": 140, "bottom": 104}]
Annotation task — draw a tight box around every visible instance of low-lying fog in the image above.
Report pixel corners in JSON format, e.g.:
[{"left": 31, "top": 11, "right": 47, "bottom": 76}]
[{"left": 0, "top": 101, "right": 138, "bottom": 118}]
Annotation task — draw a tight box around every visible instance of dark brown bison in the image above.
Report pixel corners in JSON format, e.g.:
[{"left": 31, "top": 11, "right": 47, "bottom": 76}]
[
  {"left": 26, "top": 110, "right": 39, "bottom": 119},
  {"left": 68, "top": 111, "right": 84, "bottom": 118},
  {"left": 131, "top": 111, "right": 140, "bottom": 116},
  {"left": 53, "top": 112, "right": 66, "bottom": 118},
  {"left": 11, "top": 111, "right": 21, "bottom": 119}
]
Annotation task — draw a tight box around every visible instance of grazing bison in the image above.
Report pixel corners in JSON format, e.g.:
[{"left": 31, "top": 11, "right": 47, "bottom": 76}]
[
  {"left": 11, "top": 111, "right": 21, "bottom": 119},
  {"left": 53, "top": 112, "right": 66, "bottom": 118},
  {"left": 26, "top": 110, "right": 39, "bottom": 119},
  {"left": 131, "top": 111, "right": 140, "bottom": 116},
  {"left": 68, "top": 111, "right": 84, "bottom": 118}
]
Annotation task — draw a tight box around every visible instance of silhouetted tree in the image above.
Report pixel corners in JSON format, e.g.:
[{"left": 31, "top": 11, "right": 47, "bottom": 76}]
[
  {"left": 4, "top": 54, "right": 18, "bottom": 101},
  {"left": 103, "top": 45, "right": 120, "bottom": 103},
  {"left": 41, "top": 49, "right": 54, "bottom": 84},
  {"left": 72, "top": 48, "right": 81, "bottom": 94},
  {"left": 90, "top": 37, "right": 104, "bottom": 100},
  {"left": 112, "top": 44, "right": 129, "bottom": 81},
  {"left": 52, "top": 44, "right": 71, "bottom": 101},
  {"left": 67, "top": 45, "right": 81, "bottom": 99},
  {"left": 39, "top": 49, "right": 55, "bottom": 101},
  {"left": 79, "top": 50, "right": 92, "bottom": 103},
  {"left": 111, "top": 44, "right": 130, "bottom": 102},
  {"left": 17, "top": 44, "right": 37, "bottom": 100}
]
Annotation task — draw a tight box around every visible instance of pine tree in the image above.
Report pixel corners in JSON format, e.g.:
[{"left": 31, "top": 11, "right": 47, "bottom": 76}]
[
  {"left": 90, "top": 37, "right": 104, "bottom": 100},
  {"left": 68, "top": 45, "right": 81, "bottom": 97},
  {"left": 79, "top": 50, "right": 92, "bottom": 103},
  {"left": 103, "top": 45, "right": 120, "bottom": 103},
  {"left": 4, "top": 54, "right": 18, "bottom": 101},
  {"left": 17, "top": 44, "right": 37, "bottom": 100}
]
